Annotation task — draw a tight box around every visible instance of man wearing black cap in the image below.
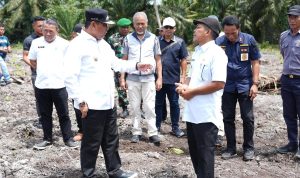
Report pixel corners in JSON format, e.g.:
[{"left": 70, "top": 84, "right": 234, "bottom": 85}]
[
  {"left": 216, "top": 15, "right": 261, "bottom": 161},
  {"left": 64, "top": 8, "right": 149, "bottom": 178},
  {"left": 277, "top": 5, "right": 300, "bottom": 159},
  {"left": 22, "top": 16, "right": 45, "bottom": 128},
  {"left": 108, "top": 18, "right": 132, "bottom": 118},
  {"left": 176, "top": 17, "right": 227, "bottom": 178}
]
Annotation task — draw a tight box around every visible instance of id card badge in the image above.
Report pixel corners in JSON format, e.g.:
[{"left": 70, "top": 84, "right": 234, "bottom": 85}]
[{"left": 240, "top": 44, "right": 249, "bottom": 61}]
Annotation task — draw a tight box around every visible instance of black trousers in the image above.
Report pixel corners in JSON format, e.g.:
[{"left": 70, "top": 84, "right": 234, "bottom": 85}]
[
  {"left": 72, "top": 100, "right": 83, "bottom": 133},
  {"left": 36, "top": 87, "right": 72, "bottom": 142},
  {"left": 187, "top": 122, "right": 218, "bottom": 178},
  {"left": 81, "top": 108, "right": 122, "bottom": 178},
  {"left": 222, "top": 91, "right": 254, "bottom": 152}
]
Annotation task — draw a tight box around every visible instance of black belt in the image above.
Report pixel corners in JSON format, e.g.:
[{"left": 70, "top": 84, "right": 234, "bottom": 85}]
[{"left": 284, "top": 74, "right": 300, "bottom": 79}]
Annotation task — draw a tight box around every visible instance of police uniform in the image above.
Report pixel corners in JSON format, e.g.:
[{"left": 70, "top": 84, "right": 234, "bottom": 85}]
[
  {"left": 216, "top": 32, "right": 261, "bottom": 154},
  {"left": 278, "top": 5, "right": 300, "bottom": 154},
  {"left": 107, "top": 18, "right": 131, "bottom": 115}
]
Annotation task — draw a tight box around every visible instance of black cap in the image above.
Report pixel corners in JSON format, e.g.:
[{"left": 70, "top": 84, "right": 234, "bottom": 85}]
[
  {"left": 287, "top": 5, "right": 300, "bottom": 16},
  {"left": 85, "top": 8, "right": 115, "bottom": 25},
  {"left": 73, "top": 23, "right": 83, "bottom": 33},
  {"left": 193, "top": 17, "right": 221, "bottom": 35}
]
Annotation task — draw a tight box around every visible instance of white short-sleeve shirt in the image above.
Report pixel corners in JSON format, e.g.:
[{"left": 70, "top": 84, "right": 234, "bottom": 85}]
[
  {"left": 29, "top": 36, "right": 69, "bottom": 89},
  {"left": 183, "top": 40, "right": 228, "bottom": 127}
]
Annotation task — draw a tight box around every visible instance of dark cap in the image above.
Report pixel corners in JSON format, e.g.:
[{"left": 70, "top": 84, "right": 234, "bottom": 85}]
[
  {"left": 193, "top": 17, "right": 221, "bottom": 35},
  {"left": 287, "top": 5, "right": 300, "bottom": 16},
  {"left": 85, "top": 8, "right": 115, "bottom": 25},
  {"left": 73, "top": 23, "right": 83, "bottom": 33},
  {"left": 117, "top": 18, "right": 132, "bottom": 27}
]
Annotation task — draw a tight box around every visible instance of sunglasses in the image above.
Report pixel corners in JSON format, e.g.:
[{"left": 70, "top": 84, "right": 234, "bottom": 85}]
[{"left": 164, "top": 26, "right": 174, "bottom": 29}]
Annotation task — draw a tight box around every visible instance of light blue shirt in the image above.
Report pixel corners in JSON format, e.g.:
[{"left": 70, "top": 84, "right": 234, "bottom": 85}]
[{"left": 280, "top": 29, "right": 300, "bottom": 76}]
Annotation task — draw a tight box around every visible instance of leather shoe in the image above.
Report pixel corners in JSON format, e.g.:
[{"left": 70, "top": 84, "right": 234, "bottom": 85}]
[
  {"left": 277, "top": 144, "right": 297, "bottom": 154},
  {"left": 221, "top": 149, "right": 237, "bottom": 160},
  {"left": 131, "top": 135, "right": 141, "bottom": 143},
  {"left": 243, "top": 149, "right": 255, "bottom": 161},
  {"left": 295, "top": 149, "right": 300, "bottom": 159}
]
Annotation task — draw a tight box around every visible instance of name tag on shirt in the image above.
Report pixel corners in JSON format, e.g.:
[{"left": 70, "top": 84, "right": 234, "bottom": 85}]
[
  {"left": 240, "top": 44, "right": 249, "bottom": 61},
  {"left": 38, "top": 46, "right": 45, "bottom": 48}
]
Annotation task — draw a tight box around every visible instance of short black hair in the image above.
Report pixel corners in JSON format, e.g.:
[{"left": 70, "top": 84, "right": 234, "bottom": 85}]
[
  {"left": 221, "top": 15, "right": 240, "bottom": 29},
  {"left": 32, "top": 16, "right": 46, "bottom": 24},
  {"left": 0, "top": 23, "right": 4, "bottom": 28}
]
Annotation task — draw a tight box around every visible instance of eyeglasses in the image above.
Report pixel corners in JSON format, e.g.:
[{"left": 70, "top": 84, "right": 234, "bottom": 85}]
[{"left": 164, "top": 26, "right": 174, "bottom": 29}]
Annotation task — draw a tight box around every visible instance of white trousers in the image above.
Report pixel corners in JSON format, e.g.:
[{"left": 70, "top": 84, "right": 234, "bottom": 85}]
[{"left": 127, "top": 80, "right": 158, "bottom": 137}]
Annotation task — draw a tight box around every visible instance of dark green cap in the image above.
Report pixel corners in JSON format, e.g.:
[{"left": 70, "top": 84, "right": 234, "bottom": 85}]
[{"left": 117, "top": 18, "right": 132, "bottom": 27}]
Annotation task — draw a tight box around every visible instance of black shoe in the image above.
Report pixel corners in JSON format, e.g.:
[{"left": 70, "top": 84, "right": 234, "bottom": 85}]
[
  {"left": 65, "top": 138, "right": 79, "bottom": 148},
  {"left": 120, "top": 109, "right": 129, "bottom": 118},
  {"left": 149, "top": 135, "right": 160, "bottom": 146},
  {"left": 221, "top": 149, "right": 237, "bottom": 160},
  {"left": 295, "top": 149, "right": 300, "bottom": 159},
  {"left": 117, "top": 171, "right": 138, "bottom": 178},
  {"left": 131, "top": 135, "right": 141, "bottom": 143},
  {"left": 243, "top": 149, "right": 255, "bottom": 161},
  {"left": 33, "top": 140, "right": 52, "bottom": 150},
  {"left": 277, "top": 144, "right": 298, "bottom": 154},
  {"left": 171, "top": 128, "right": 185, "bottom": 138},
  {"left": 215, "top": 135, "right": 223, "bottom": 147}
]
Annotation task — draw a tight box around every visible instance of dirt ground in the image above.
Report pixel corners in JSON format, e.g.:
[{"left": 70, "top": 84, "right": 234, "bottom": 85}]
[{"left": 1, "top": 49, "right": 300, "bottom": 178}]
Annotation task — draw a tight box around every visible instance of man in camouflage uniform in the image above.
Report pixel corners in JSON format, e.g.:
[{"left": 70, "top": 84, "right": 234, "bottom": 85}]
[{"left": 108, "top": 18, "right": 132, "bottom": 118}]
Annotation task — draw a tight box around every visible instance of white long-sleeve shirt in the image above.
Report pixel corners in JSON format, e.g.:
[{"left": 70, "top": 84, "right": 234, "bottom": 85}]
[{"left": 64, "top": 30, "right": 137, "bottom": 110}]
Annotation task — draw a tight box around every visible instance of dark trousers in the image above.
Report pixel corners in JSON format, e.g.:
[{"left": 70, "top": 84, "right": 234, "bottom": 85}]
[
  {"left": 187, "top": 122, "right": 218, "bottom": 178},
  {"left": 155, "top": 84, "right": 180, "bottom": 130},
  {"left": 81, "top": 108, "right": 122, "bottom": 178},
  {"left": 72, "top": 100, "right": 83, "bottom": 133},
  {"left": 31, "top": 75, "right": 41, "bottom": 120},
  {"left": 36, "top": 87, "right": 72, "bottom": 142},
  {"left": 222, "top": 91, "right": 254, "bottom": 151},
  {"left": 281, "top": 75, "right": 300, "bottom": 147}
]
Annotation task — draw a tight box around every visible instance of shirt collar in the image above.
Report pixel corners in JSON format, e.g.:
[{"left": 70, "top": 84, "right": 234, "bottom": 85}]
[
  {"left": 160, "top": 35, "right": 176, "bottom": 42},
  {"left": 224, "top": 32, "right": 244, "bottom": 44},
  {"left": 81, "top": 30, "right": 99, "bottom": 42},
  {"left": 197, "top": 40, "right": 215, "bottom": 52},
  {"left": 288, "top": 29, "right": 300, "bottom": 36},
  {"left": 132, "top": 30, "right": 151, "bottom": 40}
]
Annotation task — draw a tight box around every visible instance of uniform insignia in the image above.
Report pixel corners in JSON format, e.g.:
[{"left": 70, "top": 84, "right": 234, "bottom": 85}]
[
  {"left": 240, "top": 44, "right": 249, "bottom": 61},
  {"left": 38, "top": 46, "right": 45, "bottom": 48},
  {"left": 220, "top": 45, "right": 226, "bottom": 51},
  {"left": 295, "top": 40, "right": 300, "bottom": 47}
]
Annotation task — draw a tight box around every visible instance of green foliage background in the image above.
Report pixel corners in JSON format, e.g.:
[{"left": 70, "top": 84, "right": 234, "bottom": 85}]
[{"left": 0, "top": 0, "right": 299, "bottom": 44}]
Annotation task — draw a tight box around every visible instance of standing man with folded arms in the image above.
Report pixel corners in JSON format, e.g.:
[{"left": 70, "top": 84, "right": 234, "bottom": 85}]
[{"left": 277, "top": 5, "right": 300, "bottom": 159}]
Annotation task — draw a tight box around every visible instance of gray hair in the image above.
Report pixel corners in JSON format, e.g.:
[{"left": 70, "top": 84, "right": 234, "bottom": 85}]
[
  {"left": 133, "top": 12, "right": 148, "bottom": 23},
  {"left": 43, "top": 19, "right": 59, "bottom": 31}
]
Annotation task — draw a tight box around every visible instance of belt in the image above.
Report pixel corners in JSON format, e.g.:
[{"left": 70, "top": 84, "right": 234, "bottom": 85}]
[{"left": 284, "top": 74, "right": 300, "bottom": 79}]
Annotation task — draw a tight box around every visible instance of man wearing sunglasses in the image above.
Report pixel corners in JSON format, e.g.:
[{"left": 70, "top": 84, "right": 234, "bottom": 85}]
[{"left": 155, "top": 17, "right": 188, "bottom": 137}]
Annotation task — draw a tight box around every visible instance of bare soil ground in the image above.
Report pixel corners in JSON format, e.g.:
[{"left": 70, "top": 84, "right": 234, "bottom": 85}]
[{"left": 1, "top": 49, "right": 300, "bottom": 178}]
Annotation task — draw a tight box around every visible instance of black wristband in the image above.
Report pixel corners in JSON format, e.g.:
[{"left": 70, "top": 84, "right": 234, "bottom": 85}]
[{"left": 136, "top": 62, "right": 139, "bottom": 70}]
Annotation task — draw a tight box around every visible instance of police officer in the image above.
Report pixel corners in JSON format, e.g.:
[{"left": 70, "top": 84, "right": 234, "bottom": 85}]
[
  {"left": 277, "top": 5, "right": 300, "bottom": 159},
  {"left": 108, "top": 18, "right": 131, "bottom": 118},
  {"left": 216, "top": 15, "right": 261, "bottom": 161}
]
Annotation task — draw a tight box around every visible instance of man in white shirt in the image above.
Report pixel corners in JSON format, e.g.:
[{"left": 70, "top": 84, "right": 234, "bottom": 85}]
[
  {"left": 64, "top": 8, "right": 149, "bottom": 178},
  {"left": 176, "top": 17, "right": 227, "bottom": 178},
  {"left": 29, "top": 19, "right": 78, "bottom": 150}
]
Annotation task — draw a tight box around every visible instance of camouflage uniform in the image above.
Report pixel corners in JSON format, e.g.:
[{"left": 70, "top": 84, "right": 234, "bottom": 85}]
[{"left": 108, "top": 32, "right": 129, "bottom": 111}]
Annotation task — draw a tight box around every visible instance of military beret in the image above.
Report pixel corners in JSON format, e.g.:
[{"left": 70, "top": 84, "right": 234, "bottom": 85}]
[
  {"left": 85, "top": 8, "right": 115, "bottom": 25},
  {"left": 117, "top": 18, "right": 132, "bottom": 27}
]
